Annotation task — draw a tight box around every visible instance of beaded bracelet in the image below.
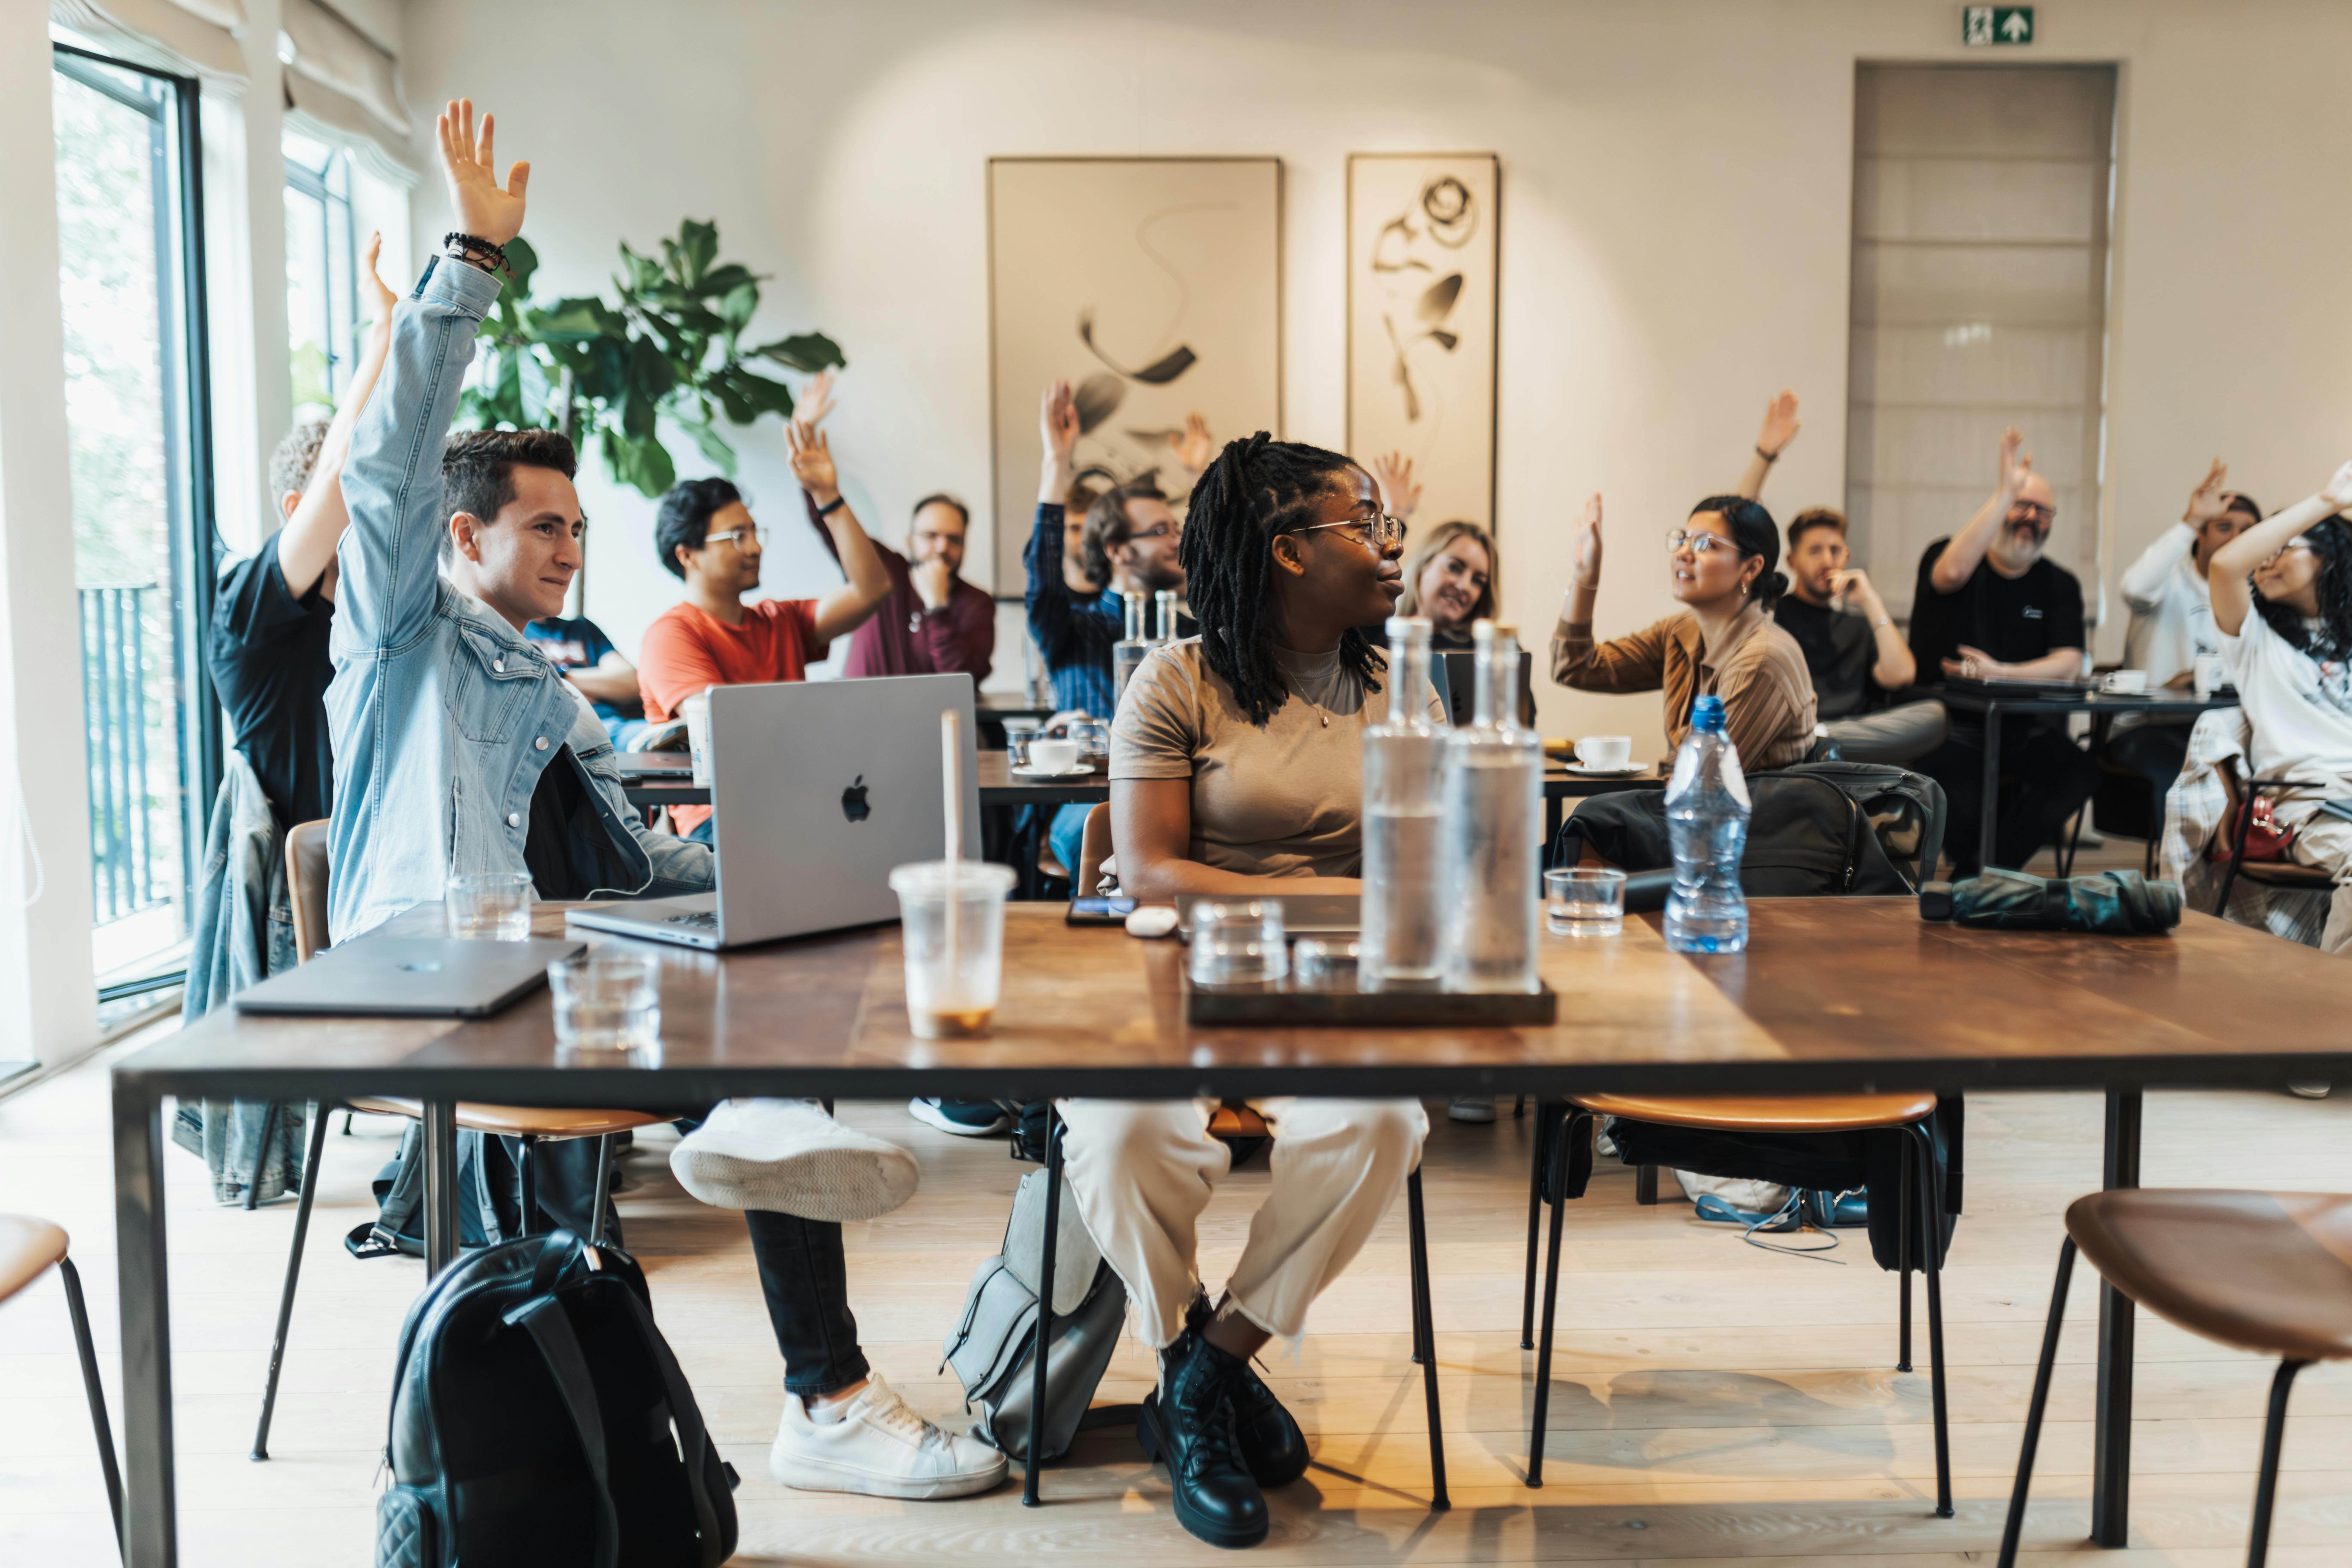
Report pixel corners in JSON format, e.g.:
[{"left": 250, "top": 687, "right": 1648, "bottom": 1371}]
[{"left": 442, "top": 230, "right": 509, "bottom": 276}]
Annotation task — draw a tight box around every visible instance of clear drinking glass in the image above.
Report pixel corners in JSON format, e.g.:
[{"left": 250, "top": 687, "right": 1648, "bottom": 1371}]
[
  {"left": 1546, "top": 867, "right": 1628, "bottom": 937},
  {"left": 890, "top": 861, "right": 1017, "bottom": 1038},
  {"left": 1068, "top": 719, "right": 1111, "bottom": 767},
  {"left": 548, "top": 953, "right": 661, "bottom": 1059},
  {"left": 447, "top": 871, "right": 534, "bottom": 940},
  {"left": 1189, "top": 900, "right": 1289, "bottom": 988},
  {"left": 1290, "top": 937, "right": 1360, "bottom": 991},
  {"left": 1002, "top": 719, "right": 1041, "bottom": 768}
]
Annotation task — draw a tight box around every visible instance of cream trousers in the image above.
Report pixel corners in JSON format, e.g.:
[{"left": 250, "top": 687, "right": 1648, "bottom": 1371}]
[
  {"left": 1055, "top": 1097, "right": 1427, "bottom": 1350},
  {"left": 2276, "top": 799, "right": 2352, "bottom": 954}
]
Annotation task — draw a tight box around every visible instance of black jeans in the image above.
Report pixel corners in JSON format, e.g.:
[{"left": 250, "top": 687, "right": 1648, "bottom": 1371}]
[
  {"left": 1916, "top": 716, "right": 2098, "bottom": 874},
  {"left": 745, "top": 1211, "right": 871, "bottom": 1397},
  {"left": 2105, "top": 721, "right": 2191, "bottom": 808}
]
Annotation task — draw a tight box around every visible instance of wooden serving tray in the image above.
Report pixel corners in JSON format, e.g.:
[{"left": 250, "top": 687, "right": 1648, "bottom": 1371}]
[{"left": 1183, "top": 978, "right": 1558, "bottom": 1027}]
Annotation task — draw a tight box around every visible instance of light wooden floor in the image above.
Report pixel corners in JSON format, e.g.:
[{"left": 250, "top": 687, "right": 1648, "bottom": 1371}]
[{"left": 6, "top": 1017, "right": 2352, "bottom": 1565}]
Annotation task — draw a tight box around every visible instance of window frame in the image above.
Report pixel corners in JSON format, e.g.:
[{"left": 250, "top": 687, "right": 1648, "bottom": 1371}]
[{"left": 283, "top": 135, "right": 357, "bottom": 414}]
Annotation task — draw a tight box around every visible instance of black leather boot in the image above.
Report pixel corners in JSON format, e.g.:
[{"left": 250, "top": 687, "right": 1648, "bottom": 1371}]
[
  {"left": 1137, "top": 1328, "right": 1268, "bottom": 1548},
  {"left": 1181, "top": 1294, "right": 1310, "bottom": 1487}
]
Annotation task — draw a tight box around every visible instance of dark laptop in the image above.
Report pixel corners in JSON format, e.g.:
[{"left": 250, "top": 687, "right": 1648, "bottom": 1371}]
[
  {"left": 233, "top": 936, "right": 583, "bottom": 1016},
  {"left": 1435, "top": 648, "right": 1536, "bottom": 726}
]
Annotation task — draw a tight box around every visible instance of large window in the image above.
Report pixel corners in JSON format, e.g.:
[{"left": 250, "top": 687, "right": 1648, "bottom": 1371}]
[
  {"left": 284, "top": 132, "right": 356, "bottom": 423},
  {"left": 51, "top": 45, "right": 218, "bottom": 999}
]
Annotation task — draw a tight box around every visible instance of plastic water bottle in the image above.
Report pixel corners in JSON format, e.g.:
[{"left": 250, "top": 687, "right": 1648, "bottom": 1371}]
[
  {"left": 1361, "top": 616, "right": 1445, "bottom": 989},
  {"left": 1663, "top": 693, "right": 1752, "bottom": 954},
  {"left": 1439, "top": 620, "right": 1543, "bottom": 992},
  {"left": 1111, "top": 591, "right": 1150, "bottom": 711}
]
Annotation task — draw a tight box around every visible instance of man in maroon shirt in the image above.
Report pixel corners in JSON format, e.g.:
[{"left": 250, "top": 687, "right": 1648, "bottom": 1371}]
[{"left": 807, "top": 488, "right": 995, "bottom": 684}]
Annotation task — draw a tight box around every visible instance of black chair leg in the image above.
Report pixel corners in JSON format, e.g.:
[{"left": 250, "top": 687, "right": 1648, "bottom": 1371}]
[
  {"left": 1512, "top": 1094, "right": 1525, "bottom": 1118},
  {"left": 1405, "top": 1167, "right": 1449, "bottom": 1509},
  {"left": 1634, "top": 1164, "right": 1659, "bottom": 1205},
  {"left": 1021, "top": 1108, "right": 1062, "bottom": 1509},
  {"left": 1897, "top": 1143, "right": 1914, "bottom": 1373},
  {"left": 1520, "top": 1098, "right": 1548, "bottom": 1350},
  {"left": 1905, "top": 1123, "right": 1953, "bottom": 1518},
  {"left": 517, "top": 1136, "right": 538, "bottom": 1238},
  {"left": 57, "top": 1257, "right": 123, "bottom": 1557},
  {"left": 588, "top": 1135, "right": 615, "bottom": 1247},
  {"left": 254, "top": 1102, "right": 329, "bottom": 1462},
  {"left": 1999, "top": 1237, "right": 2078, "bottom": 1568},
  {"left": 244, "top": 1102, "right": 280, "bottom": 1211},
  {"left": 2248, "top": 1358, "right": 2308, "bottom": 1568},
  {"left": 1527, "top": 1106, "right": 1577, "bottom": 1488},
  {"left": 342, "top": 1110, "right": 354, "bottom": 1136}
]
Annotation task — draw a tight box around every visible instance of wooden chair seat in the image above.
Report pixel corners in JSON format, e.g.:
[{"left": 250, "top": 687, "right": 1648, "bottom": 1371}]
[
  {"left": 342, "top": 1097, "right": 670, "bottom": 1141},
  {"left": 0, "top": 1214, "right": 68, "bottom": 1306},
  {"left": 1570, "top": 1090, "right": 1938, "bottom": 1133},
  {"left": 2066, "top": 1189, "right": 2352, "bottom": 1362},
  {"left": 2236, "top": 859, "right": 2336, "bottom": 890}
]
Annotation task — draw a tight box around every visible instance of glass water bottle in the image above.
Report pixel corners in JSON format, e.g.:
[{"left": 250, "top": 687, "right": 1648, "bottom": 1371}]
[
  {"left": 1154, "top": 589, "right": 1180, "bottom": 645},
  {"left": 1439, "top": 620, "right": 1543, "bottom": 993},
  {"left": 1360, "top": 616, "right": 1445, "bottom": 989},
  {"left": 1111, "top": 591, "right": 1151, "bottom": 712}
]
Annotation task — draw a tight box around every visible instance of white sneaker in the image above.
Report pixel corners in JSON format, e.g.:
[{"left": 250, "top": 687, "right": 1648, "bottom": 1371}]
[
  {"left": 770, "top": 1373, "right": 1007, "bottom": 1500},
  {"left": 2289, "top": 1081, "right": 2332, "bottom": 1099},
  {"left": 670, "top": 1099, "right": 918, "bottom": 1220},
  {"left": 1447, "top": 1095, "right": 1497, "bottom": 1124}
]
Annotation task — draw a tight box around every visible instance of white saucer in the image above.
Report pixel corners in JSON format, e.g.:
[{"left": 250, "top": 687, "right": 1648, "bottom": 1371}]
[
  {"left": 1563, "top": 762, "right": 1647, "bottom": 776},
  {"left": 1012, "top": 763, "right": 1095, "bottom": 779}
]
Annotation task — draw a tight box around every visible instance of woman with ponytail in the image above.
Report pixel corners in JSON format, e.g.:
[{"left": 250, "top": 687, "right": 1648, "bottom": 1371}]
[
  {"left": 1056, "top": 433, "right": 1436, "bottom": 1551},
  {"left": 1550, "top": 491, "right": 1819, "bottom": 770}
]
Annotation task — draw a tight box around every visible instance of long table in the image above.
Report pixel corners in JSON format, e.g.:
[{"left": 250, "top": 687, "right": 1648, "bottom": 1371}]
[{"left": 111, "top": 900, "right": 2352, "bottom": 1564}]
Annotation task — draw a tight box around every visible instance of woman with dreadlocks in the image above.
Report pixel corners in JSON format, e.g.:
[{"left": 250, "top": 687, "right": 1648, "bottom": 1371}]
[
  {"left": 2206, "top": 457, "right": 2352, "bottom": 952},
  {"left": 1054, "top": 434, "right": 1440, "bottom": 1550}
]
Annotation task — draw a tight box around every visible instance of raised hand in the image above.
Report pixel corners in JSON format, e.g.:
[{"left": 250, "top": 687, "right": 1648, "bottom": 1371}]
[
  {"left": 2184, "top": 458, "right": 2230, "bottom": 524},
  {"left": 1756, "top": 389, "right": 1801, "bottom": 458},
  {"left": 1570, "top": 492, "right": 1604, "bottom": 582},
  {"left": 796, "top": 368, "right": 837, "bottom": 430},
  {"left": 434, "top": 99, "right": 528, "bottom": 248},
  {"left": 1997, "top": 426, "right": 2032, "bottom": 496},
  {"left": 2321, "top": 458, "right": 2352, "bottom": 514},
  {"left": 1038, "top": 380, "right": 1079, "bottom": 467},
  {"left": 788, "top": 419, "right": 840, "bottom": 501},
  {"left": 1371, "top": 451, "right": 1423, "bottom": 521},
  {"left": 361, "top": 230, "right": 398, "bottom": 334},
  {"left": 1173, "top": 412, "right": 1214, "bottom": 473}
]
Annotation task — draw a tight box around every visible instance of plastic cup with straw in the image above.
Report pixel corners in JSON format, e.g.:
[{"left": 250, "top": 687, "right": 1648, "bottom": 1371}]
[{"left": 889, "top": 709, "right": 1014, "bottom": 1038}]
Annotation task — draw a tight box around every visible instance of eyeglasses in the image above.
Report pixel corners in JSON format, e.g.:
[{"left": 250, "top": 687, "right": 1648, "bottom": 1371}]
[
  {"left": 1122, "top": 521, "right": 1180, "bottom": 543},
  {"left": 1300, "top": 514, "right": 1407, "bottom": 551},
  {"left": 1664, "top": 529, "right": 1738, "bottom": 556},
  {"left": 2009, "top": 503, "right": 2056, "bottom": 521},
  {"left": 704, "top": 526, "right": 769, "bottom": 552}
]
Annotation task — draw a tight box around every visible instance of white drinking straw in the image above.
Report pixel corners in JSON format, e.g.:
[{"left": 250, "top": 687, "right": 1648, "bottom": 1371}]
[{"left": 941, "top": 709, "right": 963, "bottom": 864}]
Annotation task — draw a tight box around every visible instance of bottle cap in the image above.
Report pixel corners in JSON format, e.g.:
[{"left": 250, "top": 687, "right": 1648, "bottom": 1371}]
[
  {"left": 1690, "top": 694, "right": 1727, "bottom": 733},
  {"left": 1384, "top": 615, "right": 1433, "bottom": 640}
]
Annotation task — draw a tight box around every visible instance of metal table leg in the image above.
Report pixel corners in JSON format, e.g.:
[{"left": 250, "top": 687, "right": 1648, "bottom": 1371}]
[
  {"left": 2092, "top": 1089, "right": 2141, "bottom": 1547},
  {"left": 1980, "top": 703, "right": 2004, "bottom": 871},
  {"left": 113, "top": 1077, "right": 176, "bottom": 1567},
  {"left": 424, "top": 1100, "right": 459, "bottom": 1279}
]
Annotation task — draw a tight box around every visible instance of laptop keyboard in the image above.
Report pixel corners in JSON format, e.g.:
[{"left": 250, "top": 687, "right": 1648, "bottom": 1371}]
[{"left": 664, "top": 910, "right": 719, "bottom": 930}]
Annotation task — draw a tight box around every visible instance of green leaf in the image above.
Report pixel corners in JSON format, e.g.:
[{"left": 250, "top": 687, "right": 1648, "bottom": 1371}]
[
  {"left": 619, "top": 243, "right": 664, "bottom": 294},
  {"left": 628, "top": 335, "right": 677, "bottom": 400},
  {"left": 714, "top": 365, "right": 797, "bottom": 422},
  {"left": 680, "top": 417, "right": 739, "bottom": 478},
  {"left": 718, "top": 282, "right": 758, "bottom": 334},
  {"left": 630, "top": 435, "right": 676, "bottom": 496},
  {"left": 529, "top": 296, "right": 613, "bottom": 344},
  {"left": 503, "top": 235, "right": 540, "bottom": 295},
  {"left": 696, "top": 263, "right": 757, "bottom": 300},
  {"left": 579, "top": 336, "right": 629, "bottom": 404},
  {"left": 619, "top": 386, "right": 659, "bottom": 439},
  {"left": 753, "top": 332, "right": 847, "bottom": 373},
  {"left": 675, "top": 219, "right": 718, "bottom": 287}
]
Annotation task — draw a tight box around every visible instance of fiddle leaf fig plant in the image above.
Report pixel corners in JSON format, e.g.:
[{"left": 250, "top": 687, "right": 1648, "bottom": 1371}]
[{"left": 461, "top": 217, "right": 845, "bottom": 498}]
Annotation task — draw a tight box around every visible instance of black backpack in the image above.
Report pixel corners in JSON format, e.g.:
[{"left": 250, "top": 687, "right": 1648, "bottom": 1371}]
[
  {"left": 375, "top": 1231, "right": 738, "bottom": 1568},
  {"left": 1552, "top": 761, "right": 1947, "bottom": 894}
]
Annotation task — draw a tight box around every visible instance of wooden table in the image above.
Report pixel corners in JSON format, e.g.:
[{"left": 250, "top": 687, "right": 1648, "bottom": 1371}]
[{"left": 109, "top": 900, "right": 2351, "bottom": 1564}]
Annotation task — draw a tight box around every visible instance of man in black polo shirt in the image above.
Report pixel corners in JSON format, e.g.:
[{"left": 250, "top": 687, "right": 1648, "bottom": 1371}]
[
  {"left": 1906, "top": 426, "right": 2096, "bottom": 873},
  {"left": 1774, "top": 508, "right": 1946, "bottom": 763}
]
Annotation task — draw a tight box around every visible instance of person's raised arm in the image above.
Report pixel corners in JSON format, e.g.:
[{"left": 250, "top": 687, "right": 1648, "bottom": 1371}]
[
  {"left": 336, "top": 99, "right": 526, "bottom": 652},
  {"left": 1832, "top": 568, "right": 1915, "bottom": 689},
  {"left": 1736, "top": 390, "right": 1801, "bottom": 503},
  {"left": 1370, "top": 451, "right": 1423, "bottom": 522},
  {"left": 790, "top": 420, "right": 891, "bottom": 643},
  {"left": 1026, "top": 380, "right": 1087, "bottom": 657},
  {"left": 1930, "top": 426, "right": 2031, "bottom": 593},
  {"left": 2209, "top": 460, "right": 2352, "bottom": 638},
  {"left": 277, "top": 232, "right": 399, "bottom": 600},
  {"left": 2123, "top": 459, "right": 2225, "bottom": 613}
]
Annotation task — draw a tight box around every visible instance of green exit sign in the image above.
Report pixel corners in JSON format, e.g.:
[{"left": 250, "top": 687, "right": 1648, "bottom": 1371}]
[{"left": 1963, "top": 6, "right": 2034, "bottom": 45}]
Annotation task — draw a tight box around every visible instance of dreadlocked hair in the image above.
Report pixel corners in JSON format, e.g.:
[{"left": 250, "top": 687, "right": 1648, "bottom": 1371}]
[
  {"left": 2254, "top": 515, "right": 2352, "bottom": 662},
  {"left": 1181, "top": 432, "right": 1381, "bottom": 726}
]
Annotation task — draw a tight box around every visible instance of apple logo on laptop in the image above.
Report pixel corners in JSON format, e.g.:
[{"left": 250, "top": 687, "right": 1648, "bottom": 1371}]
[{"left": 841, "top": 775, "right": 872, "bottom": 823}]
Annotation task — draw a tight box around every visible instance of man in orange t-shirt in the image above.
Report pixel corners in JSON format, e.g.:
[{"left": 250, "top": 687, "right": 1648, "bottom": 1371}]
[{"left": 638, "top": 421, "right": 892, "bottom": 836}]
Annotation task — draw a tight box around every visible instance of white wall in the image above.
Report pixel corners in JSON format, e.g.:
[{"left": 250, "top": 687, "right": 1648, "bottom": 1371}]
[{"left": 398, "top": 0, "right": 2352, "bottom": 756}]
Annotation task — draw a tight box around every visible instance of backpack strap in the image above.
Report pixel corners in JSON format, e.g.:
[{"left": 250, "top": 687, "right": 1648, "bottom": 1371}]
[
  {"left": 613, "top": 1281, "right": 731, "bottom": 1567},
  {"left": 507, "top": 1295, "right": 620, "bottom": 1568}
]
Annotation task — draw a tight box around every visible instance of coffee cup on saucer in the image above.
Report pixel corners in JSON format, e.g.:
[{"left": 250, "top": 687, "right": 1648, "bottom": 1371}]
[{"left": 1577, "top": 735, "right": 1634, "bottom": 770}]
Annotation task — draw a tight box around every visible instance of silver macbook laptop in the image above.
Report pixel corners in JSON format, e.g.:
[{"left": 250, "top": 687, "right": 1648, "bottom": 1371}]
[
  {"left": 233, "top": 935, "right": 584, "bottom": 1016},
  {"left": 568, "top": 674, "right": 980, "bottom": 950}
]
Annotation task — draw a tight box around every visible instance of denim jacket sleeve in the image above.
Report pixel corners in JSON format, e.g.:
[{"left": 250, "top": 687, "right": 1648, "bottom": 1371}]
[{"left": 336, "top": 256, "right": 505, "bottom": 654}]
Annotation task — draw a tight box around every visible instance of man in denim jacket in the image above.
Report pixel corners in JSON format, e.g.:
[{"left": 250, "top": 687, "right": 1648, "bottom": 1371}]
[{"left": 327, "top": 98, "right": 1006, "bottom": 1501}]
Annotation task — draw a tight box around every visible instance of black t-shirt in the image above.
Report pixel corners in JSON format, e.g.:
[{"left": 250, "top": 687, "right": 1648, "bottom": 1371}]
[
  {"left": 1774, "top": 596, "right": 1880, "bottom": 720},
  {"left": 522, "top": 746, "right": 600, "bottom": 902},
  {"left": 210, "top": 531, "right": 336, "bottom": 826},
  {"left": 1908, "top": 538, "right": 2086, "bottom": 674}
]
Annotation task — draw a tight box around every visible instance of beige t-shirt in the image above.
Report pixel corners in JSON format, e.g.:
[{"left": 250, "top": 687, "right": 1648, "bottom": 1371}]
[{"left": 1111, "top": 638, "right": 1445, "bottom": 879}]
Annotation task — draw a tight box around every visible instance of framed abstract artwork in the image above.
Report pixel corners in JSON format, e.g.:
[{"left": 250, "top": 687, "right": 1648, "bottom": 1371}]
[
  {"left": 1346, "top": 153, "right": 1500, "bottom": 531},
  {"left": 987, "top": 156, "right": 1283, "bottom": 595}
]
